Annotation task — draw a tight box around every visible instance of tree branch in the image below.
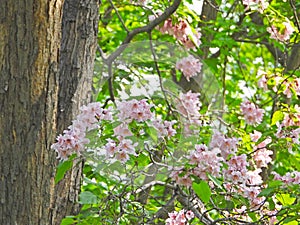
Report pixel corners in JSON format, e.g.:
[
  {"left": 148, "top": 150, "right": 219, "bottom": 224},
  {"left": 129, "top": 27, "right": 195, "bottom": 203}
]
[
  {"left": 105, "top": 0, "right": 181, "bottom": 64},
  {"left": 107, "top": 0, "right": 129, "bottom": 33}
]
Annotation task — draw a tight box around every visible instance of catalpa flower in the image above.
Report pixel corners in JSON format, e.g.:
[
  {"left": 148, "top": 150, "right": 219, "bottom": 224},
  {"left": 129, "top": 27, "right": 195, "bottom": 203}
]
[
  {"left": 267, "top": 21, "right": 294, "bottom": 42},
  {"left": 240, "top": 100, "right": 265, "bottom": 125},
  {"left": 176, "top": 55, "right": 202, "bottom": 82}
]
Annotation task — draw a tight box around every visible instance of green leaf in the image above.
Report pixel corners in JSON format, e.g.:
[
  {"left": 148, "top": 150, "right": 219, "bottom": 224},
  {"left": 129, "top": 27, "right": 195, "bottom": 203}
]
[
  {"left": 79, "top": 191, "right": 99, "bottom": 204},
  {"left": 276, "top": 194, "right": 296, "bottom": 206},
  {"left": 282, "top": 218, "right": 299, "bottom": 225},
  {"left": 269, "top": 180, "right": 284, "bottom": 187},
  {"left": 207, "top": 173, "right": 223, "bottom": 190},
  {"left": 225, "top": 200, "right": 235, "bottom": 210},
  {"left": 258, "top": 187, "right": 275, "bottom": 197},
  {"left": 146, "top": 126, "right": 158, "bottom": 144},
  {"left": 268, "top": 198, "right": 276, "bottom": 210},
  {"left": 248, "top": 212, "right": 257, "bottom": 222},
  {"left": 60, "top": 217, "right": 76, "bottom": 225},
  {"left": 192, "top": 180, "right": 211, "bottom": 204},
  {"left": 271, "top": 111, "right": 284, "bottom": 126},
  {"left": 55, "top": 158, "right": 74, "bottom": 184}
]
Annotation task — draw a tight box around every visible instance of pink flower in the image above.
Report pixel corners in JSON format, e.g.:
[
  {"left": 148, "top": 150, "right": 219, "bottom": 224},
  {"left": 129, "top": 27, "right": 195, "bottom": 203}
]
[
  {"left": 189, "top": 144, "right": 208, "bottom": 164},
  {"left": 105, "top": 139, "right": 117, "bottom": 157},
  {"left": 273, "top": 171, "right": 300, "bottom": 185},
  {"left": 117, "top": 99, "right": 153, "bottom": 122},
  {"left": 243, "top": 0, "right": 269, "bottom": 13},
  {"left": 257, "top": 70, "right": 268, "bottom": 91},
  {"left": 250, "top": 130, "right": 262, "bottom": 142},
  {"left": 243, "top": 186, "right": 264, "bottom": 206},
  {"left": 78, "top": 102, "right": 112, "bottom": 131},
  {"left": 51, "top": 128, "right": 90, "bottom": 160},
  {"left": 165, "top": 209, "right": 194, "bottom": 225},
  {"left": 176, "top": 55, "right": 202, "bottom": 82},
  {"left": 283, "top": 81, "right": 293, "bottom": 98},
  {"left": 256, "top": 137, "right": 272, "bottom": 149},
  {"left": 115, "top": 149, "right": 129, "bottom": 163},
  {"left": 210, "top": 131, "right": 238, "bottom": 159},
  {"left": 152, "top": 119, "right": 177, "bottom": 138},
  {"left": 246, "top": 169, "right": 263, "bottom": 185},
  {"left": 185, "top": 211, "right": 194, "bottom": 220},
  {"left": 170, "top": 168, "right": 192, "bottom": 187},
  {"left": 254, "top": 148, "right": 273, "bottom": 168},
  {"left": 176, "top": 91, "right": 201, "bottom": 125},
  {"left": 291, "top": 128, "right": 300, "bottom": 144},
  {"left": 282, "top": 114, "right": 295, "bottom": 127},
  {"left": 113, "top": 123, "right": 133, "bottom": 137},
  {"left": 159, "top": 18, "right": 174, "bottom": 35},
  {"left": 52, "top": 102, "right": 113, "bottom": 160},
  {"left": 294, "top": 78, "right": 300, "bottom": 95},
  {"left": 267, "top": 21, "right": 294, "bottom": 42},
  {"left": 240, "top": 100, "right": 265, "bottom": 125},
  {"left": 172, "top": 20, "right": 202, "bottom": 50},
  {"left": 155, "top": 17, "right": 202, "bottom": 50},
  {"left": 189, "top": 146, "right": 223, "bottom": 180},
  {"left": 224, "top": 154, "right": 248, "bottom": 184},
  {"left": 118, "top": 138, "right": 137, "bottom": 156},
  {"left": 282, "top": 106, "right": 300, "bottom": 127},
  {"left": 105, "top": 137, "right": 137, "bottom": 162}
]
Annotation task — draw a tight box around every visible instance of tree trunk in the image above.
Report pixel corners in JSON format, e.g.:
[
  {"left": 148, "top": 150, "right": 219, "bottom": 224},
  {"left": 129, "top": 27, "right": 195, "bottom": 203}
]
[
  {"left": 50, "top": 0, "right": 100, "bottom": 224},
  {"left": 0, "top": 0, "right": 63, "bottom": 224},
  {"left": 0, "top": 0, "right": 100, "bottom": 224}
]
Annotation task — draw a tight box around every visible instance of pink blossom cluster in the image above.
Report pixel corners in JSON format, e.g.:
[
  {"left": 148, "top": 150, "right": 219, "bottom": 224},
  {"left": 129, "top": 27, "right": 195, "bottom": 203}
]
[
  {"left": 240, "top": 100, "right": 265, "bottom": 125},
  {"left": 268, "top": 76, "right": 300, "bottom": 98},
  {"left": 253, "top": 137, "right": 273, "bottom": 168},
  {"left": 250, "top": 130, "right": 262, "bottom": 142},
  {"left": 152, "top": 118, "right": 177, "bottom": 138},
  {"left": 165, "top": 209, "right": 194, "bottom": 225},
  {"left": 273, "top": 171, "right": 300, "bottom": 185},
  {"left": 176, "top": 91, "right": 202, "bottom": 125},
  {"left": 104, "top": 137, "right": 137, "bottom": 163},
  {"left": 243, "top": 186, "right": 265, "bottom": 206},
  {"left": 137, "top": 0, "right": 146, "bottom": 4},
  {"left": 170, "top": 167, "right": 193, "bottom": 187},
  {"left": 282, "top": 113, "right": 300, "bottom": 127},
  {"left": 224, "top": 154, "right": 248, "bottom": 184},
  {"left": 175, "top": 55, "right": 202, "bottom": 82},
  {"left": 223, "top": 154, "right": 265, "bottom": 206},
  {"left": 170, "top": 144, "right": 224, "bottom": 186},
  {"left": 117, "top": 99, "right": 153, "bottom": 122},
  {"left": 283, "top": 78, "right": 300, "bottom": 98},
  {"left": 214, "top": 135, "right": 265, "bottom": 206},
  {"left": 257, "top": 70, "right": 268, "bottom": 91},
  {"left": 113, "top": 123, "right": 133, "bottom": 137},
  {"left": 150, "top": 15, "right": 201, "bottom": 50},
  {"left": 258, "top": 73, "right": 300, "bottom": 99},
  {"left": 267, "top": 21, "right": 294, "bottom": 42},
  {"left": 51, "top": 102, "right": 113, "bottom": 160},
  {"left": 280, "top": 105, "right": 300, "bottom": 127},
  {"left": 276, "top": 124, "right": 300, "bottom": 146},
  {"left": 242, "top": 0, "right": 269, "bottom": 13},
  {"left": 209, "top": 131, "right": 238, "bottom": 159},
  {"left": 189, "top": 144, "right": 224, "bottom": 180}
]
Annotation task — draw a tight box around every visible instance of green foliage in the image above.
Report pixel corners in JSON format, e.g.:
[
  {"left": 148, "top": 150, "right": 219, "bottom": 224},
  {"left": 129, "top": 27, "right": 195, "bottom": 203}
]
[
  {"left": 55, "top": 155, "right": 76, "bottom": 184},
  {"left": 57, "top": 0, "right": 300, "bottom": 224},
  {"left": 192, "top": 180, "right": 211, "bottom": 204}
]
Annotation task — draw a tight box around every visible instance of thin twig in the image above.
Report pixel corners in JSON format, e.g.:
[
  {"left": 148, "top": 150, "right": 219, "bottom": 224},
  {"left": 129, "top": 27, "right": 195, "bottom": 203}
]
[
  {"left": 106, "top": 0, "right": 181, "bottom": 64},
  {"left": 107, "top": 0, "right": 129, "bottom": 33},
  {"left": 290, "top": 0, "right": 300, "bottom": 32},
  {"left": 148, "top": 31, "right": 173, "bottom": 112}
]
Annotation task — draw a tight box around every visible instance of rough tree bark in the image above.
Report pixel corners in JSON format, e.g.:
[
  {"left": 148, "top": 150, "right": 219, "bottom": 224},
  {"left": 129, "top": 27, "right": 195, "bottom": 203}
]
[
  {"left": 0, "top": 0, "right": 100, "bottom": 224},
  {"left": 50, "top": 0, "right": 100, "bottom": 224}
]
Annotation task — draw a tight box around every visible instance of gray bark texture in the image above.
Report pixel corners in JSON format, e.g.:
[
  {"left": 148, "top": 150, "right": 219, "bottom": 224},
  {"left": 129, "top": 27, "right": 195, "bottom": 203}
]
[{"left": 0, "top": 0, "right": 100, "bottom": 224}]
